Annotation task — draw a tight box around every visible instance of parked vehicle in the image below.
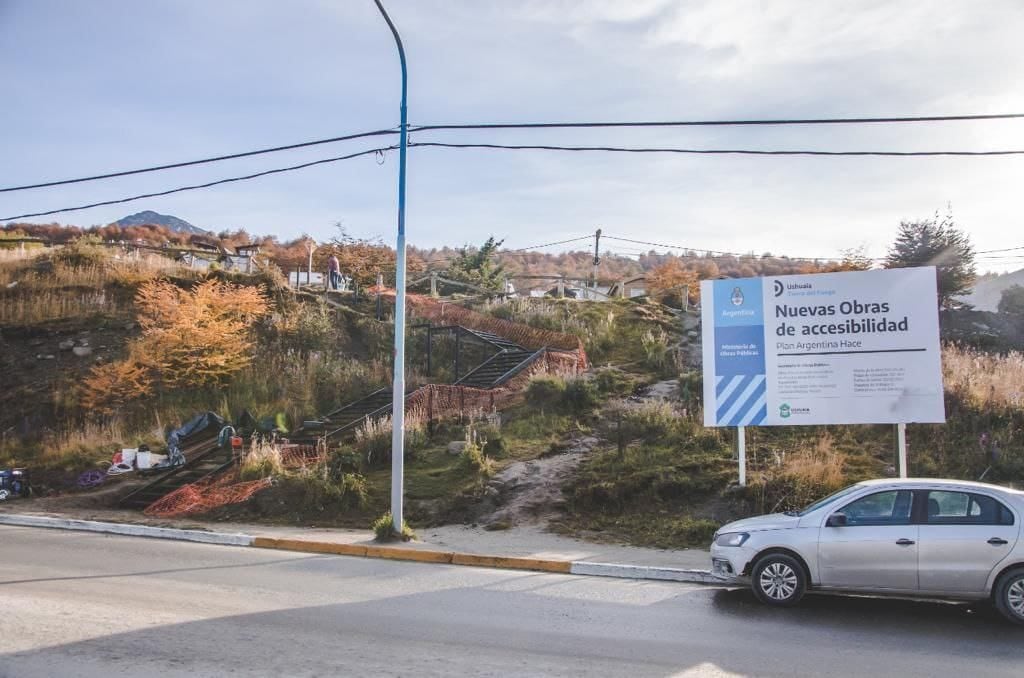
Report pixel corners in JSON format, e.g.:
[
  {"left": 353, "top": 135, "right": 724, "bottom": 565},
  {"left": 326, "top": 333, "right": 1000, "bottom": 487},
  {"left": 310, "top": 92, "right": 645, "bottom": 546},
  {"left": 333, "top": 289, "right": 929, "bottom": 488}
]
[
  {"left": 0, "top": 468, "right": 30, "bottom": 501},
  {"left": 710, "top": 478, "right": 1024, "bottom": 624}
]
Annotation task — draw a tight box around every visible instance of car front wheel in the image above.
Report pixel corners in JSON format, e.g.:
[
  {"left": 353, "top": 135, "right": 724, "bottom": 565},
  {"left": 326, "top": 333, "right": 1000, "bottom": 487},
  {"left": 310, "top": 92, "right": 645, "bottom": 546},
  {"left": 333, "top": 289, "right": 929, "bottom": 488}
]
[
  {"left": 994, "top": 568, "right": 1024, "bottom": 626},
  {"left": 751, "top": 554, "right": 806, "bottom": 607}
]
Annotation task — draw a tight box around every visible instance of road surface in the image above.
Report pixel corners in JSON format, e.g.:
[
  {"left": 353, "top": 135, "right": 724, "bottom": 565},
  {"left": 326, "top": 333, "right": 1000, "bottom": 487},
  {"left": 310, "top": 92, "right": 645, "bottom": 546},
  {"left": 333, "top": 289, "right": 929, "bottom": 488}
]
[{"left": 1, "top": 525, "right": 1019, "bottom": 677}]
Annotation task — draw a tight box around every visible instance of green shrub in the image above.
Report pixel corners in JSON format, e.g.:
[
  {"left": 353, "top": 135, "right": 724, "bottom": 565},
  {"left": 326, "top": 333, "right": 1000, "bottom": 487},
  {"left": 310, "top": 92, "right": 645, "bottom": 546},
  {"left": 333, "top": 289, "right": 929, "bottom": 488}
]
[
  {"left": 326, "top": 449, "right": 363, "bottom": 479},
  {"left": 593, "top": 368, "right": 635, "bottom": 397},
  {"left": 372, "top": 510, "right": 416, "bottom": 541},
  {"left": 525, "top": 375, "right": 566, "bottom": 411},
  {"left": 563, "top": 378, "right": 600, "bottom": 415},
  {"left": 338, "top": 472, "right": 369, "bottom": 509},
  {"left": 460, "top": 429, "right": 495, "bottom": 477},
  {"left": 641, "top": 329, "right": 677, "bottom": 375}
]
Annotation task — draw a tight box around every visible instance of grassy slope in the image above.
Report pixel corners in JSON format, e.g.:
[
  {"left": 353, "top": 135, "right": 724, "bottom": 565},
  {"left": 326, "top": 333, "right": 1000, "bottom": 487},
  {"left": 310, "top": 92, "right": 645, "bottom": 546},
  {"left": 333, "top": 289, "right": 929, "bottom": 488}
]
[{"left": 6, "top": 255, "right": 1024, "bottom": 549}]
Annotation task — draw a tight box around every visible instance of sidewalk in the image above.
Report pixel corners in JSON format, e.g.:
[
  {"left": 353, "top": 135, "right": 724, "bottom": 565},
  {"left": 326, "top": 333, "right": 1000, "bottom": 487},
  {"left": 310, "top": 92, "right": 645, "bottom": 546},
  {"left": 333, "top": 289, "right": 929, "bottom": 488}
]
[{"left": 0, "top": 505, "right": 713, "bottom": 581}]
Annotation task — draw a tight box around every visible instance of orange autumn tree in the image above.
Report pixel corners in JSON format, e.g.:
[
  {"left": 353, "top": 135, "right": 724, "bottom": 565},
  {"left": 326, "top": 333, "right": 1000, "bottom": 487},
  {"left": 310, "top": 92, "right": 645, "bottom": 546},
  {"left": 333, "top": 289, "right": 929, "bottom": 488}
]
[
  {"left": 134, "top": 279, "right": 270, "bottom": 389},
  {"left": 646, "top": 259, "right": 702, "bottom": 306},
  {"left": 79, "top": 355, "right": 156, "bottom": 416},
  {"left": 81, "top": 279, "right": 270, "bottom": 413}
]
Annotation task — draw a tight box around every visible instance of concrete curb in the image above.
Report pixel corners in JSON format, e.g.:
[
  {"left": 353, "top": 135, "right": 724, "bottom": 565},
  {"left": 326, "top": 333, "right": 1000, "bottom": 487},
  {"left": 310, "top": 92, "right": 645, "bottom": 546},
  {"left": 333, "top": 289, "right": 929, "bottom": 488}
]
[
  {"left": 1, "top": 514, "right": 714, "bottom": 583},
  {"left": 569, "top": 561, "right": 719, "bottom": 584},
  {"left": 251, "top": 537, "right": 573, "bottom": 573},
  {"left": 0, "top": 514, "right": 254, "bottom": 547}
]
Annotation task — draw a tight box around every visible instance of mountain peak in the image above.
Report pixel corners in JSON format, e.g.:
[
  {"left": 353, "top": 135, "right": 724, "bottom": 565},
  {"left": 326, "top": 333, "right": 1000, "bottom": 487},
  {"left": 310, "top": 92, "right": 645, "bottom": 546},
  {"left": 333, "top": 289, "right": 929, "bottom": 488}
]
[{"left": 114, "top": 211, "right": 210, "bottom": 235}]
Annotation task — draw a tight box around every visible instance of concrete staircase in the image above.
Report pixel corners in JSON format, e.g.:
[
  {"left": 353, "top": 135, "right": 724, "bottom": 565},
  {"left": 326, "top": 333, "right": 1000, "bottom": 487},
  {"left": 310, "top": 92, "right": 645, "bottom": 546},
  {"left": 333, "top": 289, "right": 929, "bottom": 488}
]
[{"left": 118, "top": 435, "right": 229, "bottom": 510}]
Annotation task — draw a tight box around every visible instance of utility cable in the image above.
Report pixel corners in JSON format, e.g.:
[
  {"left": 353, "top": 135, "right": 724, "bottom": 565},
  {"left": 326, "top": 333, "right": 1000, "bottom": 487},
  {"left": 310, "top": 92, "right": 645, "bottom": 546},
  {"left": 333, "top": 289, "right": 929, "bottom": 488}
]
[
  {"left": 409, "top": 141, "right": 1024, "bottom": 158},
  {"left": 3, "top": 112, "right": 1022, "bottom": 194},
  {"left": 0, "top": 146, "right": 397, "bottom": 222},
  {"left": 411, "top": 113, "right": 1024, "bottom": 133},
  {"left": 0, "top": 129, "right": 400, "bottom": 194}
]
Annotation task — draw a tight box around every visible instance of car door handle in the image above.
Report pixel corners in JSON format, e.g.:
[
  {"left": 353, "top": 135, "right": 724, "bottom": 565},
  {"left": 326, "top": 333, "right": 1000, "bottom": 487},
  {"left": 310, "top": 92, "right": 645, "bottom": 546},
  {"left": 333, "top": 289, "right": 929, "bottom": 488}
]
[
  {"left": 895, "top": 538, "right": 915, "bottom": 546},
  {"left": 988, "top": 538, "right": 1009, "bottom": 546}
]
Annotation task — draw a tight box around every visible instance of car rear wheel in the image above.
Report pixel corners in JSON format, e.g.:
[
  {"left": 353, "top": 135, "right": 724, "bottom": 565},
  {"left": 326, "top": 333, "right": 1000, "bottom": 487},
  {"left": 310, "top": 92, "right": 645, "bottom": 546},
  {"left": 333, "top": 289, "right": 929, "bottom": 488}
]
[
  {"left": 994, "top": 568, "right": 1024, "bottom": 626},
  {"left": 751, "top": 554, "right": 806, "bottom": 607}
]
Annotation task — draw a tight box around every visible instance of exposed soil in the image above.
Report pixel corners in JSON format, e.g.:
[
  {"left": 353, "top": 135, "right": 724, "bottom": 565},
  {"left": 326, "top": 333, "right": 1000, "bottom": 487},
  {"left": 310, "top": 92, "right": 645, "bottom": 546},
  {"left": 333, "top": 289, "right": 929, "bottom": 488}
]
[
  {"left": 0, "top": 318, "right": 136, "bottom": 437},
  {"left": 473, "top": 435, "right": 600, "bottom": 528},
  {"left": 470, "top": 379, "right": 682, "bottom": 530}
]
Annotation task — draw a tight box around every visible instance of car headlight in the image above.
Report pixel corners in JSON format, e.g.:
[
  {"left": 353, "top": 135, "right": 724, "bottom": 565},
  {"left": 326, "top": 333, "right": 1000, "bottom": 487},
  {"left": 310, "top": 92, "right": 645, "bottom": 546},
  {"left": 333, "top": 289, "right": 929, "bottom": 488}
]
[{"left": 714, "top": 532, "right": 750, "bottom": 547}]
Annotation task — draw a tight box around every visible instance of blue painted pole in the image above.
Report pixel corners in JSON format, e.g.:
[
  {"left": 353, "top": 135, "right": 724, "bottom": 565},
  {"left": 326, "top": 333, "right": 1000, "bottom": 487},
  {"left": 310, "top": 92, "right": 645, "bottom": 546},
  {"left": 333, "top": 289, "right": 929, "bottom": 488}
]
[{"left": 373, "top": 0, "right": 409, "bottom": 536}]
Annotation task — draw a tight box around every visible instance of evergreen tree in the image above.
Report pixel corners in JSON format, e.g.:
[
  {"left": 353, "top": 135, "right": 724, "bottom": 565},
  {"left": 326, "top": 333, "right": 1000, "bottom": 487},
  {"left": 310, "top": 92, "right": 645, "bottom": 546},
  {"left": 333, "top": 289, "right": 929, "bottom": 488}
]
[
  {"left": 884, "top": 209, "right": 976, "bottom": 309},
  {"left": 444, "top": 236, "right": 506, "bottom": 292}
]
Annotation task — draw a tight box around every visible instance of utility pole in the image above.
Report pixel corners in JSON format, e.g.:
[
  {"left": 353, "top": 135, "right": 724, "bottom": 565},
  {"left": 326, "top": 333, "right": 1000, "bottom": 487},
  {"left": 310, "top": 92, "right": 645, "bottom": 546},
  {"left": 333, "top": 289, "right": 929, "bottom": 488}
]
[
  {"left": 374, "top": 0, "right": 409, "bottom": 537},
  {"left": 592, "top": 228, "right": 602, "bottom": 292},
  {"left": 305, "top": 239, "right": 316, "bottom": 286}
]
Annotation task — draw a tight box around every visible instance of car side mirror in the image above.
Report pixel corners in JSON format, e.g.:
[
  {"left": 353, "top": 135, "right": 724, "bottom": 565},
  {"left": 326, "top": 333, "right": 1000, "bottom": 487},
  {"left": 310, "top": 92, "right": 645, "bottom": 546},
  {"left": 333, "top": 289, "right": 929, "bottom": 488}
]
[{"left": 826, "top": 513, "right": 847, "bottom": 527}]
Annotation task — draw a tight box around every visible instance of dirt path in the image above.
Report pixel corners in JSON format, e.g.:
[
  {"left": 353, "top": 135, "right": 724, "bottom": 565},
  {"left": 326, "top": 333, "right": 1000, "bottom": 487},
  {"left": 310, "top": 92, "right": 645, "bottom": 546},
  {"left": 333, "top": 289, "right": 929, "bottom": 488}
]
[{"left": 473, "top": 379, "right": 680, "bottom": 529}]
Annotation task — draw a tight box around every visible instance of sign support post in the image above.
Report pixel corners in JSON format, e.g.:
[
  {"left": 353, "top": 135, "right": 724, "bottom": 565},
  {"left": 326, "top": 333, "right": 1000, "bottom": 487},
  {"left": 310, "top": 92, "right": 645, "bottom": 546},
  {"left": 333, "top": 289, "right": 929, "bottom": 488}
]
[
  {"left": 737, "top": 426, "right": 747, "bottom": 486},
  {"left": 897, "top": 423, "right": 908, "bottom": 478}
]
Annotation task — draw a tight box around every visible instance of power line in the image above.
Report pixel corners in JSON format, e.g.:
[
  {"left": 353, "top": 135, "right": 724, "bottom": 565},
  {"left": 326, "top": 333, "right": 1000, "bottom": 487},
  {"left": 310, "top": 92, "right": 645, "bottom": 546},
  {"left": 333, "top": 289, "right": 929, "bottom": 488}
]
[
  {"left": 409, "top": 141, "right": 1024, "bottom": 158},
  {"left": 411, "top": 113, "right": 1024, "bottom": 133},
  {"left": 0, "top": 146, "right": 398, "bottom": 222},
  {"left": 976, "top": 244, "right": 1024, "bottom": 254},
  {"left": 602, "top": 234, "right": 855, "bottom": 261},
  {"left": 3, "top": 112, "right": 1022, "bottom": 194},
  {"left": 507, "top": 235, "right": 594, "bottom": 252},
  {"left": 0, "top": 129, "right": 400, "bottom": 194}
]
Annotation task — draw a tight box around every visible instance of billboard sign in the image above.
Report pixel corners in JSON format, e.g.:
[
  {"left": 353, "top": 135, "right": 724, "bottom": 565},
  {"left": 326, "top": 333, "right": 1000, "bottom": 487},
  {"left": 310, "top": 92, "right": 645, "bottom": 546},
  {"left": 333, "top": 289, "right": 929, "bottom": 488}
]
[{"left": 700, "top": 267, "right": 945, "bottom": 427}]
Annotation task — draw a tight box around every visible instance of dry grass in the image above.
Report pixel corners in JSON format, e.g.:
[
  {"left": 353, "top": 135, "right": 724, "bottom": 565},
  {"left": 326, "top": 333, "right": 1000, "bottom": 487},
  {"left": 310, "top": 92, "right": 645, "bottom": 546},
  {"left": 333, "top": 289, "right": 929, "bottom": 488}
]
[
  {"left": 943, "top": 344, "right": 1024, "bottom": 409},
  {"left": 780, "top": 434, "right": 848, "bottom": 489},
  {"left": 0, "top": 250, "right": 196, "bottom": 325},
  {"left": 0, "top": 289, "right": 130, "bottom": 325},
  {"left": 240, "top": 439, "right": 286, "bottom": 480},
  {"left": 748, "top": 432, "right": 848, "bottom": 513}
]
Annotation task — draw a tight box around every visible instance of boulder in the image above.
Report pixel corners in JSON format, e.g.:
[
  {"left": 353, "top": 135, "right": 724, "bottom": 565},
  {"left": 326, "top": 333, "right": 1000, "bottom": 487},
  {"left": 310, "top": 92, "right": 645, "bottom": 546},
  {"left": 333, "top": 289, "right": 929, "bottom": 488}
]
[
  {"left": 72, "top": 346, "right": 93, "bottom": 357},
  {"left": 58, "top": 339, "right": 75, "bottom": 351},
  {"left": 36, "top": 354, "right": 55, "bottom": 360}
]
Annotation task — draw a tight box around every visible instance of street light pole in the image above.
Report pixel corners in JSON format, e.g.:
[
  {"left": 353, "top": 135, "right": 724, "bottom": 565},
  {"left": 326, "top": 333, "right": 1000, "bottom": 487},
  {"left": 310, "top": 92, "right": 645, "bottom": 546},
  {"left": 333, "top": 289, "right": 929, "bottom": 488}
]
[{"left": 373, "top": 0, "right": 409, "bottom": 536}]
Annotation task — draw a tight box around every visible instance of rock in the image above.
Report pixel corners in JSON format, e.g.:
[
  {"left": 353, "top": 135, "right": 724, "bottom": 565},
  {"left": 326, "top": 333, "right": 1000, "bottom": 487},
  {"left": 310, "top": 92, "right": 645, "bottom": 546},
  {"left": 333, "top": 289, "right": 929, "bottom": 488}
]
[
  {"left": 447, "top": 441, "right": 468, "bottom": 455},
  {"left": 77, "top": 339, "right": 90, "bottom": 347},
  {"left": 36, "top": 354, "right": 55, "bottom": 360},
  {"left": 124, "top": 322, "right": 136, "bottom": 331},
  {"left": 483, "top": 520, "right": 511, "bottom": 531},
  {"left": 58, "top": 339, "right": 75, "bottom": 351},
  {"left": 483, "top": 486, "right": 500, "bottom": 499},
  {"left": 72, "top": 346, "right": 93, "bottom": 357}
]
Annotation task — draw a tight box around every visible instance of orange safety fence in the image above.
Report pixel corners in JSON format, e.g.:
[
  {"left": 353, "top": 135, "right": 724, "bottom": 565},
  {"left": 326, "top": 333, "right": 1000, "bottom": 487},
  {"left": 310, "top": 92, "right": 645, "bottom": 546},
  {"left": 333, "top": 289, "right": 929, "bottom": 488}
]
[{"left": 144, "top": 470, "right": 271, "bottom": 518}]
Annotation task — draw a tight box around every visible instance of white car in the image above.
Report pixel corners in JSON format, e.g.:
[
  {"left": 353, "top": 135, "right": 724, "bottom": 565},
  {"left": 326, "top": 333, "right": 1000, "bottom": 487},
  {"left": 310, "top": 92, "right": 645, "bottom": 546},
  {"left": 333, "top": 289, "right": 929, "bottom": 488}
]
[{"left": 710, "top": 478, "right": 1024, "bottom": 624}]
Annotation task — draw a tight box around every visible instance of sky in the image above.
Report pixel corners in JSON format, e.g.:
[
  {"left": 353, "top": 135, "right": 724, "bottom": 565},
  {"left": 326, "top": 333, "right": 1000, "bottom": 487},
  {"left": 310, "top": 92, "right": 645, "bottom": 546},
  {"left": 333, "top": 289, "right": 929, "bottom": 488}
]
[{"left": 2, "top": 0, "right": 1023, "bottom": 271}]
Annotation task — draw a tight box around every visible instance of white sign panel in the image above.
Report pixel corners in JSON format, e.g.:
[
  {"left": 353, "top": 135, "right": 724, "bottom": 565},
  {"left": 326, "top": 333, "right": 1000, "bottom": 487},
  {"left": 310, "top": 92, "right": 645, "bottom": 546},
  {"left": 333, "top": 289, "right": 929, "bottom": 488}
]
[{"left": 700, "top": 267, "right": 945, "bottom": 426}]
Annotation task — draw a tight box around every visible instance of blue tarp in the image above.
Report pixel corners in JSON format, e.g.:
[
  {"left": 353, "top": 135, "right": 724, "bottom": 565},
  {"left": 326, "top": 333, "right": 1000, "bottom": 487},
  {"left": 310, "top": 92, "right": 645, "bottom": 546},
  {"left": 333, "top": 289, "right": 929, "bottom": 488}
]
[{"left": 164, "top": 411, "right": 227, "bottom": 467}]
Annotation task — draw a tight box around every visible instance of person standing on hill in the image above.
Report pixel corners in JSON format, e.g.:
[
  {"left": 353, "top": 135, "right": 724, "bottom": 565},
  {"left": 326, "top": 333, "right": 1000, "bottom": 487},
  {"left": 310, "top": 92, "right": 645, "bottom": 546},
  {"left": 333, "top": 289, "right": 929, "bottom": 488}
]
[{"left": 327, "top": 254, "right": 341, "bottom": 290}]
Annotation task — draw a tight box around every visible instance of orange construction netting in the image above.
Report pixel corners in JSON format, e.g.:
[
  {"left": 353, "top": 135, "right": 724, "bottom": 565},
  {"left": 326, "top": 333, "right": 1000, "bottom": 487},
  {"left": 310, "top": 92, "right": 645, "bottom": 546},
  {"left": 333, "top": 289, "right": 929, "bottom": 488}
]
[{"left": 144, "top": 470, "right": 271, "bottom": 518}]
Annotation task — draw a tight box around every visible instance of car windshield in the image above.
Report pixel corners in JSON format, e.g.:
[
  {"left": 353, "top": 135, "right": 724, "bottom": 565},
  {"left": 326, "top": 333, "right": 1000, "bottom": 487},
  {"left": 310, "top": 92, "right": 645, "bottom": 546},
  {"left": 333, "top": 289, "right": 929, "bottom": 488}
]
[{"left": 790, "top": 483, "right": 865, "bottom": 517}]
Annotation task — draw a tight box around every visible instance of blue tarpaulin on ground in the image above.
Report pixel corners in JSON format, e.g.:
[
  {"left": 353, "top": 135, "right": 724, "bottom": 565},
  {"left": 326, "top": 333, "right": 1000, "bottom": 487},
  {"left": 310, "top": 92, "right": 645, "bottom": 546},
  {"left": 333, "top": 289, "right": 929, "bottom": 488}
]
[{"left": 164, "top": 412, "right": 226, "bottom": 467}]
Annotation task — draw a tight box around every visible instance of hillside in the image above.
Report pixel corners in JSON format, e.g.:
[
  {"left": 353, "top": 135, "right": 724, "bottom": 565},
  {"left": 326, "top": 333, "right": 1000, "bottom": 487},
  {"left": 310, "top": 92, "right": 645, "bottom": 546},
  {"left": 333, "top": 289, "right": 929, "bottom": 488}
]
[
  {"left": 114, "top": 210, "right": 210, "bottom": 235},
  {"left": 2, "top": 241, "right": 1023, "bottom": 550}
]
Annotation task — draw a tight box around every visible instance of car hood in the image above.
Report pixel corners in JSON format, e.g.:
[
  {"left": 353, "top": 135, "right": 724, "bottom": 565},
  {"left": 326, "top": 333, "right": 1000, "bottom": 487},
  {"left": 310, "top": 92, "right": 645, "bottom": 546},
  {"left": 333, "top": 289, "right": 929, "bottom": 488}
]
[{"left": 717, "top": 513, "right": 800, "bottom": 534}]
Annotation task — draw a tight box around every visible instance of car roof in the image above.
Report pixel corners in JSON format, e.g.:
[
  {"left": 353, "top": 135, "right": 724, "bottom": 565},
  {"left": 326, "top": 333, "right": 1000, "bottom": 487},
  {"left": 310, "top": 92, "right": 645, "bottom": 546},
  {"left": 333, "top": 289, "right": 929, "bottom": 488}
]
[{"left": 857, "top": 478, "right": 1024, "bottom": 495}]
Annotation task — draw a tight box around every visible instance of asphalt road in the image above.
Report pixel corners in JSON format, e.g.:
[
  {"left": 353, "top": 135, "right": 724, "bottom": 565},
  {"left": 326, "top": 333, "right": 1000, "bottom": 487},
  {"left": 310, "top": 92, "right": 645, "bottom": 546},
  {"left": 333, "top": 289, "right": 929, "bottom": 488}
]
[{"left": 1, "top": 525, "right": 1020, "bottom": 677}]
